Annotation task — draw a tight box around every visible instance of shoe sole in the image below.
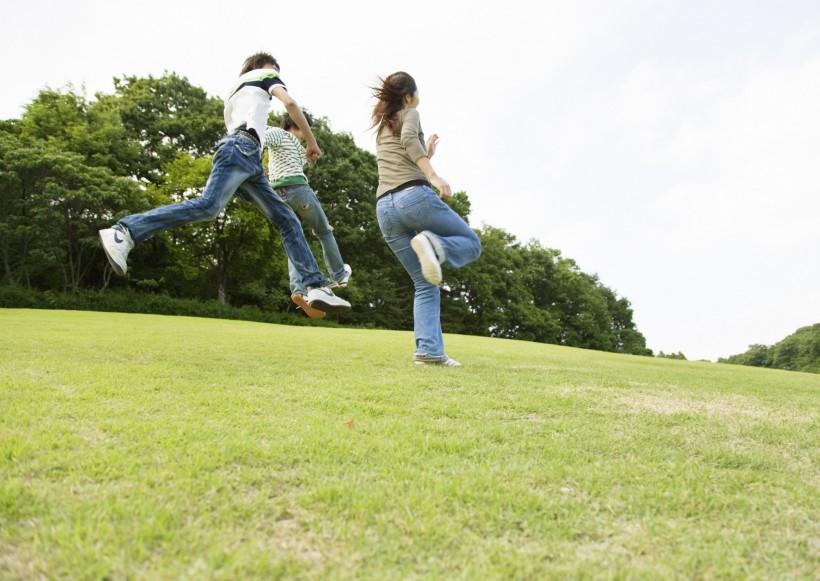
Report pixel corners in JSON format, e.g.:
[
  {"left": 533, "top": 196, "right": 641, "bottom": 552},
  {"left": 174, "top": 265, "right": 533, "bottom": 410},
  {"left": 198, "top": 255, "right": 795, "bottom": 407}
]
[
  {"left": 307, "top": 298, "right": 351, "bottom": 316},
  {"left": 291, "top": 294, "right": 326, "bottom": 319},
  {"left": 414, "top": 360, "right": 461, "bottom": 367},
  {"left": 411, "top": 236, "right": 442, "bottom": 285},
  {"left": 99, "top": 231, "right": 127, "bottom": 276}
]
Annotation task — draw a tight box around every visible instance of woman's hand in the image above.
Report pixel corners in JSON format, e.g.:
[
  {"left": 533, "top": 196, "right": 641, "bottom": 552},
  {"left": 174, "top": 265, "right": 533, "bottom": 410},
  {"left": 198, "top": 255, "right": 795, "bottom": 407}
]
[
  {"left": 416, "top": 155, "right": 451, "bottom": 199},
  {"left": 431, "top": 175, "right": 451, "bottom": 199},
  {"left": 426, "top": 134, "right": 440, "bottom": 158}
]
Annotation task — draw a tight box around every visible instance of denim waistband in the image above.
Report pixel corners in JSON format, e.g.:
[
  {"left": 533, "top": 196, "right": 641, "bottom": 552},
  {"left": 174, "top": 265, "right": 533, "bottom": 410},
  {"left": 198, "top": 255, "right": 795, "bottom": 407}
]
[
  {"left": 378, "top": 179, "right": 431, "bottom": 200},
  {"left": 229, "top": 129, "right": 261, "bottom": 148}
]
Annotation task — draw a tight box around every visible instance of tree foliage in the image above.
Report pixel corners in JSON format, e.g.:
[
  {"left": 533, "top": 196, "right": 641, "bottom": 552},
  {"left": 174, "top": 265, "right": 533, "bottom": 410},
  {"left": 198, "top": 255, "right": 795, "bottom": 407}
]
[
  {"left": 719, "top": 324, "right": 820, "bottom": 374},
  {"left": 0, "top": 131, "right": 144, "bottom": 290},
  {"left": 657, "top": 351, "right": 687, "bottom": 360},
  {"left": 15, "top": 87, "right": 140, "bottom": 176},
  {"left": 98, "top": 73, "right": 224, "bottom": 183},
  {"left": 1, "top": 79, "right": 652, "bottom": 355}
]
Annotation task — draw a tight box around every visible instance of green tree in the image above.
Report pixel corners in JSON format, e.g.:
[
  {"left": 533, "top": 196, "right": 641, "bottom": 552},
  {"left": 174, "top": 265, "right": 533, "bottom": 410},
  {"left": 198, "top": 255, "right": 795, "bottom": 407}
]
[
  {"left": 657, "top": 351, "right": 687, "bottom": 360},
  {"left": 445, "top": 226, "right": 539, "bottom": 340},
  {"left": 16, "top": 87, "right": 140, "bottom": 177},
  {"left": 542, "top": 255, "right": 611, "bottom": 350},
  {"left": 516, "top": 242, "right": 565, "bottom": 344},
  {"left": 719, "top": 344, "right": 771, "bottom": 368},
  {"left": 771, "top": 324, "right": 820, "bottom": 373},
  {"left": 721, "top": 324, "right": 820, "bottom": 374},
  {"left": 599, "top": 285, "right": 652, "bottom": 355},
  {"left": 100, "top": 73, "right": 224, "bottom": 184},
  {"left": 0, "top": 132, "right": 144, "bottom": 290}
]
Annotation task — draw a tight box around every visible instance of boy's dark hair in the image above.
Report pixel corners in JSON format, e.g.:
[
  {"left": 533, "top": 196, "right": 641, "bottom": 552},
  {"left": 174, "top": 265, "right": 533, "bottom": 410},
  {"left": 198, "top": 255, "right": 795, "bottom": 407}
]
[
  {"left": 240, "top": 52, "right": 279, "bottom": 75},
  {"left": 281, "top": 112, "right": 314, "bottom": 131}
]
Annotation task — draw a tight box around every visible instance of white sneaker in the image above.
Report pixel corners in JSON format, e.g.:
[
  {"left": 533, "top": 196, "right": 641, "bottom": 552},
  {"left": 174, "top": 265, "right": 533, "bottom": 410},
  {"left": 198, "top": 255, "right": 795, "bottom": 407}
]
[
  {"left": 306, "top": 286, "right": 351, "bottom": 315},
  {"left": 414, "top": 354, "right": 461, "bottom": 367},
  {"left": 99, "top": 225, "right": 134, "bottom": 276},
  {"left": 411, "top": 233, "right": 442, "bottom": 285},
  {"left": 337, "top": 264, "right": 352, "bottom": 288},
  {"left": 328, "top": 264, "right": 352, "bottom": 289}
]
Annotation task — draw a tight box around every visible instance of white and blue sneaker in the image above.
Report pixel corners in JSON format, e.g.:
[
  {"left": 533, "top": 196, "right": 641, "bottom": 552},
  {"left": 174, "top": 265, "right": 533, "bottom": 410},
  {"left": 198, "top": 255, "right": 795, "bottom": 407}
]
[
  {"left": 328, "top": 264, "right": 353, "bottom": 289},
  {"left": 337, "top": 264, "right": 352, "bottom": 288},
  {"left": 99, "top": 225, "right": 134, "bottom": 276},
  {"left": 306, "top": 286, "right": 351, "bottom": 315}
]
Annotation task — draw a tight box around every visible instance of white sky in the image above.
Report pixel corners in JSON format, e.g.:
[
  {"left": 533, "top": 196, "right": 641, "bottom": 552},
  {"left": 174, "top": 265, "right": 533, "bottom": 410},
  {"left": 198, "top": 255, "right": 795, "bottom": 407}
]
[{"left": 3, "top": 0, "right": 819, "bottom": 361}]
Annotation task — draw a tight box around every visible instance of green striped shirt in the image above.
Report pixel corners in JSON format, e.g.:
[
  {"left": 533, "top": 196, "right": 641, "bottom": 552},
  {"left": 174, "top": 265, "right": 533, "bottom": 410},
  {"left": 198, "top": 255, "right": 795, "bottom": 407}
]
[{"left": 263, "top": 127, "right": 308, "bottom": 188}]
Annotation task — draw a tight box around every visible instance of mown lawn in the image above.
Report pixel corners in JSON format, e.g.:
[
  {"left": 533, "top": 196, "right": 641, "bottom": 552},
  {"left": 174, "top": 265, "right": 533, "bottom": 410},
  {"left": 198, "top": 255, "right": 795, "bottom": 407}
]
[{"left": 1, "top": 309, "right": 818, "bottom": 579}]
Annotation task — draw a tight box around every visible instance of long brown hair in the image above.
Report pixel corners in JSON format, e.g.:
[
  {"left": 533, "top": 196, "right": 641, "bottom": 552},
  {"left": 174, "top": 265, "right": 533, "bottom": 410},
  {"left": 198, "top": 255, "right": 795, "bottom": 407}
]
[{"left": 370, "top": 71, "right": 417, "bottom": 136}]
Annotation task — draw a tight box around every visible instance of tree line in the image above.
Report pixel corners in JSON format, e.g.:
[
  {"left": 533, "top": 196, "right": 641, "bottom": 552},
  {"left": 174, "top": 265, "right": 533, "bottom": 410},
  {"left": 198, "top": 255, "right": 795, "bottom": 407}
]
[
  {"left": 718, "top": 324, "right": 820, "bottom": 374},
  {"left": 0, "top": 73, "right": 652, "bottom": 356}
]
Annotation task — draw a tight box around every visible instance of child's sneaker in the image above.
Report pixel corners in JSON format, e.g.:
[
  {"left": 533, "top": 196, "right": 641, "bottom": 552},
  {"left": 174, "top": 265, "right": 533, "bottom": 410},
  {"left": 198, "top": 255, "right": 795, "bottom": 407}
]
[
  {"left": 337, "top": 264, "right": 352, "bottom": 289},
  {"left": 98, "top": 225, "right": 134, "bottom": 276},
  {"left": 328, "top": 264, "right": 352, "bottom": 289},
  {"left": 291, "top": 293, "right": 326, "bottom": 319},
  {"left": 410, "top": 233, "right": 442, "bottom": 285},
  {"left": 306, "top": 286, "right": 351, "bottom": 315}
]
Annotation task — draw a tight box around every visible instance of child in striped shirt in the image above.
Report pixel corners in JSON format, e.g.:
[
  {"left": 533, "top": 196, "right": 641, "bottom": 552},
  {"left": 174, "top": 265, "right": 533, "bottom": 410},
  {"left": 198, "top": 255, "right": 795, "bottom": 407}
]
[{"left": 264, "top": 113, "right": 351, "bottom": 318}]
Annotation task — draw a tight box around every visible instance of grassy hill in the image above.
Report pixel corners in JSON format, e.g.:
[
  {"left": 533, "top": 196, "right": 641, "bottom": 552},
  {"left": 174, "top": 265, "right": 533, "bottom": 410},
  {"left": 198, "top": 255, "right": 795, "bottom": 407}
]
[{"left": 1, "top": 309, "right": 818, "bottom": 579}]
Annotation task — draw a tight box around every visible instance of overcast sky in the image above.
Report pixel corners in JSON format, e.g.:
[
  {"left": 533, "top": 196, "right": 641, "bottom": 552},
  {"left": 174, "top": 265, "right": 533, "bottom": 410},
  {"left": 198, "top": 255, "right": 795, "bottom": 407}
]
[{"left": 3, "top": 0, "right": 818, "bottom": 361}]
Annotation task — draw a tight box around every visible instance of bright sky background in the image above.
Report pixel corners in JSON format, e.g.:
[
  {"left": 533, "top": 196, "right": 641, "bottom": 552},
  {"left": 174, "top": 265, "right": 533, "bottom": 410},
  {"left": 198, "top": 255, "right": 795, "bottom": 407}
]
[{"left": 3, "top": 0, "right": 819, "bottom": 361}]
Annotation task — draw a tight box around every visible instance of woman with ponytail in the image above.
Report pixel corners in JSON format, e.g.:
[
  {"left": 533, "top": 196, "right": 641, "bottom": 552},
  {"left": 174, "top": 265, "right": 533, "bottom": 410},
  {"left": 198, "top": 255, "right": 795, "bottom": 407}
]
[{"left": 371, "top": 72, "right": 482, "bottom": 367}]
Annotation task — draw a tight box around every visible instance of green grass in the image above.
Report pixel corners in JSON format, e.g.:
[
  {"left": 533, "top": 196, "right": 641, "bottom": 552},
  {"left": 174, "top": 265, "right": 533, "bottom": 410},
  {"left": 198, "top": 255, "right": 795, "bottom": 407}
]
[{"left": 1, "top": 309, "right": 818, "bottom": 579}]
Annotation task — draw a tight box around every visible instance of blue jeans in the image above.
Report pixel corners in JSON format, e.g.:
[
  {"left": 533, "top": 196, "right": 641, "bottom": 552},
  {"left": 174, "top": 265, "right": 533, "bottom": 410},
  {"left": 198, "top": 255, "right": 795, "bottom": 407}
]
[
  {"left": 276, "top": 184, "right": 346, "bottom": 295},
  {"left": 376, "top": 185, "right": 482, "bottom": 357},
  {"left": 118, "top": 133, "right": 329, "bottom": 289}
]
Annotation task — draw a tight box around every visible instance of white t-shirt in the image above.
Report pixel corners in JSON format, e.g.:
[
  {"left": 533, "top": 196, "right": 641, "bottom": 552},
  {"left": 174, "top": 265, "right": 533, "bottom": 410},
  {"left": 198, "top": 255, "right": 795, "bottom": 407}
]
[{"left": 223, "top": 68, "right": 287, "bottom": 140}]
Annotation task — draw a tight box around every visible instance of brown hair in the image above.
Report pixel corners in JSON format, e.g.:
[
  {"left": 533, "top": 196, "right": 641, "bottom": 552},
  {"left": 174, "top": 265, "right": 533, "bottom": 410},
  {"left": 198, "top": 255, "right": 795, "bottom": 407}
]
[
  {"left": 370, "top": 71, "right": 417, "bottom": 136},
  {"left": 240, "top": 52, "right": 279, "bottom": 75},
  {"left": 281, "top": 111, "right": 314, "bottom": 131}
]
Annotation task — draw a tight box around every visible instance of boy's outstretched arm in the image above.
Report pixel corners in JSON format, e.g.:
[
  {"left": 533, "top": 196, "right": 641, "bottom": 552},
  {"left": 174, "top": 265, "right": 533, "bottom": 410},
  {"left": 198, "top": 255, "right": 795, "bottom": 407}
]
[{"left": 271, "top": 86, "right": 322, "bottom": 163}]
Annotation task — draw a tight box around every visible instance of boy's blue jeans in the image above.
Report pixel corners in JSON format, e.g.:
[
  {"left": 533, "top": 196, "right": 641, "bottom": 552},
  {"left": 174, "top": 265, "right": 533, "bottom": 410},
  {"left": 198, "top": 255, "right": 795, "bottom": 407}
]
[
  {"left": 118, "top": 133, "right": 329, "bottom": 289},
  {"left": 275, "top": 184, "right": 346, "bottom": 296},
  {"left": 376, "top": 185, "right": 482, "bottom": 358}
]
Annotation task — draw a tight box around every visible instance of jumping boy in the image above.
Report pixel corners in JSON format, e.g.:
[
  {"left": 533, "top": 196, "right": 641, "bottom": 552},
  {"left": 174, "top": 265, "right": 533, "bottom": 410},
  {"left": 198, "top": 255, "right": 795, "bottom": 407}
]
[{"left": 98, "top": 52, "right": 350, "bottom": 315}]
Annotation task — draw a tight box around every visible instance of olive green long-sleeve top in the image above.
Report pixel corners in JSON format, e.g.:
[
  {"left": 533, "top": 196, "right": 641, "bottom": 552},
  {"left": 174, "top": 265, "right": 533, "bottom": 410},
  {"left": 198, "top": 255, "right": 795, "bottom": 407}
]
[{"left": 375, "top": 108, "right": 429, "bottom": 198}]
